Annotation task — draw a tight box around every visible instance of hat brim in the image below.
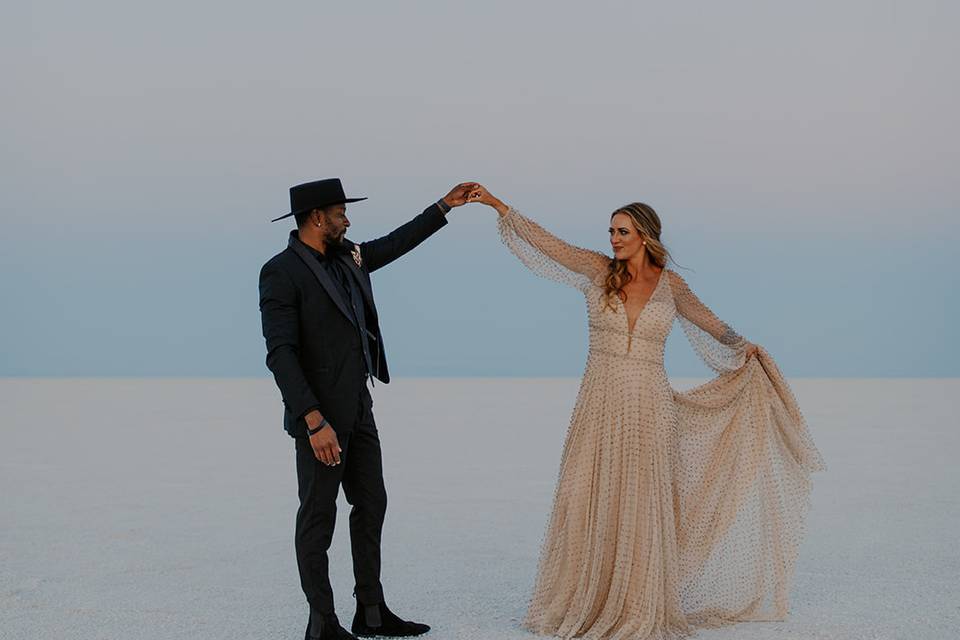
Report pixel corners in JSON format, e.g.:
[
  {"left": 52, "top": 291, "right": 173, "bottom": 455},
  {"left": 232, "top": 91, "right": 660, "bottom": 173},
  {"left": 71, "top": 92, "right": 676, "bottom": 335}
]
[{"left": 270, "top": 197, "right": 368, "bottom": 222}]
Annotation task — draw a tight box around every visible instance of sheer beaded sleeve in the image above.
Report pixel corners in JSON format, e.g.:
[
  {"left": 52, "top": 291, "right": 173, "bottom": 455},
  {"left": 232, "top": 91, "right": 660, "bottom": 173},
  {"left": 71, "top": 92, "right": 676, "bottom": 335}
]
[
  {"left": 667, "top": 270, "right": 748, "bottom": 372},
  {"left": 498, "top": 207, "right": 608, "bottom": 291}
]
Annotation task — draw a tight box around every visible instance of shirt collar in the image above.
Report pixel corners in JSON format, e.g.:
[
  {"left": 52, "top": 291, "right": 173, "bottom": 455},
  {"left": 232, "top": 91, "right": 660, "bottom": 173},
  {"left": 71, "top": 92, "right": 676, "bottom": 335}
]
[{"left": 289, "top": 230, "right": 348, "bottom": 261}]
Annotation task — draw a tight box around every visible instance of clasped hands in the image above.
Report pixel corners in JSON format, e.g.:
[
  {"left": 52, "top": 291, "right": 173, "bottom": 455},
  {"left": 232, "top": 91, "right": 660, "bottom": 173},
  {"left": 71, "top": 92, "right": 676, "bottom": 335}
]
[{"left": 441, "top": 183, "right": 510, "bottom": 215}]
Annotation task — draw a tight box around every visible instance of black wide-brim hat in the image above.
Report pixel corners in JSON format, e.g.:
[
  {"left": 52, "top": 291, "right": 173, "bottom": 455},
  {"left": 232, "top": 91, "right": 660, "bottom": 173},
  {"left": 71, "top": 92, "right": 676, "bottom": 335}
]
[{"left": 271, "top": 178, "right": 367, "bottom": 222}]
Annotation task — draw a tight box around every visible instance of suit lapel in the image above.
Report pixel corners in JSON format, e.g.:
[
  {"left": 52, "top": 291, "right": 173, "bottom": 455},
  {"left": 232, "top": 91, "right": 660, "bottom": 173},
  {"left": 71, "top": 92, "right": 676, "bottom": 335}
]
[
  {"left": 337, "top": 245, "right": 378, "bottom": 323},
  {"left": 288, "top": 234, "right": 358, "bottom": 328}
]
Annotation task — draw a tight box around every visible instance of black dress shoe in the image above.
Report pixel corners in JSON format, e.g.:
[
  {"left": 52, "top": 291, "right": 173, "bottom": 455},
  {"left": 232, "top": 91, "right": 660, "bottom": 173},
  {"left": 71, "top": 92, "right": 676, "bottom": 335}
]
[
  {"left": 351, "top": 601, "right": 430, "bottom": 637},
  {"left": 306, "top": 610, "right": 358, "bottom": 640}
]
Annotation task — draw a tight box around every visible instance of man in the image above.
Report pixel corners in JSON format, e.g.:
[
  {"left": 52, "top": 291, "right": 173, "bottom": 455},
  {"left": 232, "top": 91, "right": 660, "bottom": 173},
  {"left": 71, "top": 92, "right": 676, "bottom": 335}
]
[{"left": 259, "top": 178, "right": 478, "bottom": 640}]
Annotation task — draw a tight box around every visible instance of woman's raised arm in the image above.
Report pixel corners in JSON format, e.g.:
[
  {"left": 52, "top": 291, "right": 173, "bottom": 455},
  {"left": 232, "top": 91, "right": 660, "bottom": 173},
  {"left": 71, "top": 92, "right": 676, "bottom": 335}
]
[{"left": 470, "top": 185, "right": 608, "bottom": 289}]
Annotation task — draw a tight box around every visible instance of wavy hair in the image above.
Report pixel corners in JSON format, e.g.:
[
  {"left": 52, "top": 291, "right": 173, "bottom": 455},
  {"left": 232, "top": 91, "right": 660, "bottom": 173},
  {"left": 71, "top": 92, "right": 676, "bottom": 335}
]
[{"left": 602, "top": 202, "right": 674, "bottom": 310}]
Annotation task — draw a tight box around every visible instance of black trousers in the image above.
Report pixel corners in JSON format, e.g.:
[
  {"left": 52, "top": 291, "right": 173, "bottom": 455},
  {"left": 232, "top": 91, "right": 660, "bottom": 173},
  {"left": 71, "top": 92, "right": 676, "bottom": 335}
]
[{"left": 294, "top": 385, "right": 386, "bottom": 615}]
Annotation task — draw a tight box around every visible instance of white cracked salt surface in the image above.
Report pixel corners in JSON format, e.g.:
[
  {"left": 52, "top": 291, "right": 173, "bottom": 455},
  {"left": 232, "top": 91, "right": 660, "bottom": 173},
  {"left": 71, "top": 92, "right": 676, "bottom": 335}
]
[{"left": 1, "top": 378, "right": 958, "bottom": 640}]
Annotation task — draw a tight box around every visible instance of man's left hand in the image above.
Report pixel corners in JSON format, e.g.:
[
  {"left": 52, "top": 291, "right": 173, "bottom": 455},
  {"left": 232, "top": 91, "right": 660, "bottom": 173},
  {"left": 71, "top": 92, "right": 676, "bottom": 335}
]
[{"left": 442, "top": 182, "right": 481, "bottom": 208}]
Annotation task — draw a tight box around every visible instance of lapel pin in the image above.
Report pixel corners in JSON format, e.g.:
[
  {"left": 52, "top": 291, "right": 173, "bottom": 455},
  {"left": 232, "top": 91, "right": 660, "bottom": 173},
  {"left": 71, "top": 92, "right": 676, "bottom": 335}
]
[{"left": 351, "top": 244, "right": 363, "bottom": 268}]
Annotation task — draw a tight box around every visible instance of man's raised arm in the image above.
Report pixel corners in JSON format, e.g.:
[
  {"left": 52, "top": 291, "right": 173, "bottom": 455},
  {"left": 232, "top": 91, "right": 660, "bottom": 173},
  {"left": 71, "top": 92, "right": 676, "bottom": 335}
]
[{"left": 360, "top": 182, "right": 478, "bottom": 273}]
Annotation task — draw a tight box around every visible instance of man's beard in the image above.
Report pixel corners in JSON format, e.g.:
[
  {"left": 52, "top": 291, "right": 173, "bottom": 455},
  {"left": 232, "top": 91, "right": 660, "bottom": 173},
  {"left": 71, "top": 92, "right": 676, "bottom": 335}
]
[{"left": 326, "top": 231, "right": 349, "bottom": 250}]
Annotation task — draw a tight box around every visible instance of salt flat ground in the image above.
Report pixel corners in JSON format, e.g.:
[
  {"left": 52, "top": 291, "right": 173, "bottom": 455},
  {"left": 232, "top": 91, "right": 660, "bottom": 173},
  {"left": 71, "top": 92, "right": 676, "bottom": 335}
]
[{"left": 1, "top": 378, "right": 958, "bottom": 640}]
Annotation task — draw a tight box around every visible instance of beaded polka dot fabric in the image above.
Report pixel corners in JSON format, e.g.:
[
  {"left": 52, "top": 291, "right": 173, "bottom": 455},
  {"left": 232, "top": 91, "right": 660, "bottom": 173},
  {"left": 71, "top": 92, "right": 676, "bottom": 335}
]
[{"left": 498, "top": 208, "right": 825, "bottom": 640}]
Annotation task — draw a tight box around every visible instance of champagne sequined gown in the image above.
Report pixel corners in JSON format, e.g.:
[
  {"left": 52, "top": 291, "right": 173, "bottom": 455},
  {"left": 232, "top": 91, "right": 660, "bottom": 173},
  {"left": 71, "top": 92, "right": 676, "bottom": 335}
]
[{"left": 498, "top": 209, "right": 825, "bottom": 640}]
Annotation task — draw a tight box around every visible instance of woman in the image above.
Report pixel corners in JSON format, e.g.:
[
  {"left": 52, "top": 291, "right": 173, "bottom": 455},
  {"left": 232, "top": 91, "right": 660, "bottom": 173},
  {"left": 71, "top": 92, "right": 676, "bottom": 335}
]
[{"left": 469, "top": 187, "right": 824, "bottom": 640}]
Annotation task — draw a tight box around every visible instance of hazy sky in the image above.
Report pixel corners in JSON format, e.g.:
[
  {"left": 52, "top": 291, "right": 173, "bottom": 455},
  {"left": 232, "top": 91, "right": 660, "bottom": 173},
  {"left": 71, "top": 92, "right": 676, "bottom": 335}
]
[{"left": 2, "top": 1, "right": 957, "bottom": 377}]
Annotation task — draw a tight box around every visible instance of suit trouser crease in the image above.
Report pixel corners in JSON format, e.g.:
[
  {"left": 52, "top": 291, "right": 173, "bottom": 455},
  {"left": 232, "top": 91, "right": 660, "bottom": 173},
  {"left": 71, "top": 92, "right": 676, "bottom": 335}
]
[{"left": 295, "top": 387, "right": 386, "bottom": 614}]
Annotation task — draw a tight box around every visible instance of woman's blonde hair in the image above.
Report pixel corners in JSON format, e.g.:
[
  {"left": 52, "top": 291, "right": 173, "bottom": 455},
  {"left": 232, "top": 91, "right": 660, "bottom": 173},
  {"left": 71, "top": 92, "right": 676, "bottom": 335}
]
[{"left": 602, "top": 202, "right": 673, "bottom": 310}]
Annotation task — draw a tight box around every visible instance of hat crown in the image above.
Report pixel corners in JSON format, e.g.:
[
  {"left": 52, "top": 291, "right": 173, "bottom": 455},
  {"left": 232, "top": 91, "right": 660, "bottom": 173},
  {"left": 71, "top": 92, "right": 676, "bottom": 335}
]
[
  {"left": 271, "top": 177, "right": 366, "bottom": 222},
  {"left": 290, "top": 178, "right": 347, "bottom": 214}
]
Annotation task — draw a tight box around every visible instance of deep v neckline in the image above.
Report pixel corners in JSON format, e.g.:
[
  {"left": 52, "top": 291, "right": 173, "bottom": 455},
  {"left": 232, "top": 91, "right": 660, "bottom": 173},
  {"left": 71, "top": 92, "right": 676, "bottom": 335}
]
[{"left": 619, "top": 268, "right": 666, "bottom": 335}]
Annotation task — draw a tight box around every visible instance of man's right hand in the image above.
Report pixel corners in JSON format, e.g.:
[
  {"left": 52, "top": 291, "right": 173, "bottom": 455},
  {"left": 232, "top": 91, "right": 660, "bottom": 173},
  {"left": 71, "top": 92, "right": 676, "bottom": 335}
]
[
  {"left": 441, "top": 182, "right": 481, "bottom": 209},
  {"left": 305, "top": 410, "right": 341, "bottom": 466}
]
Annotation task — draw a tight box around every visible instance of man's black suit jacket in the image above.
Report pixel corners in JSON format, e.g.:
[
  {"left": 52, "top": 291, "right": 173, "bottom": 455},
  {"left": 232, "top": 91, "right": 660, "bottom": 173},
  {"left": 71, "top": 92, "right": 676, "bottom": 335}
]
[{"left": 259, "top": 204, "right": 448, "bottom": 438}]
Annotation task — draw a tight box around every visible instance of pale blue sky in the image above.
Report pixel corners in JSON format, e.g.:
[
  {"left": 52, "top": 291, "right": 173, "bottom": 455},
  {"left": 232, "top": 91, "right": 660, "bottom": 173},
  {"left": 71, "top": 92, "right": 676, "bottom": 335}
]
[{"left": 2, "top": 1, "right": 957, "bottom": 377}]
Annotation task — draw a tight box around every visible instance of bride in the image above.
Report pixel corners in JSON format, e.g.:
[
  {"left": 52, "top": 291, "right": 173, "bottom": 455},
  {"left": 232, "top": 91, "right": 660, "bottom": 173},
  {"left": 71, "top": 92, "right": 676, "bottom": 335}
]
[{"left": 468, "top": 187, "right": 824, "bottom": 640}]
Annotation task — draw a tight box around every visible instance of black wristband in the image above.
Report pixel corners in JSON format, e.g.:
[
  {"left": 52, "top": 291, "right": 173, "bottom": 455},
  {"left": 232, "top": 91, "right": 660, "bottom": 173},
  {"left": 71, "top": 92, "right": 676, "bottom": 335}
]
[{"left": 307, "top": 417, "right": 329, "bottom": 436}]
